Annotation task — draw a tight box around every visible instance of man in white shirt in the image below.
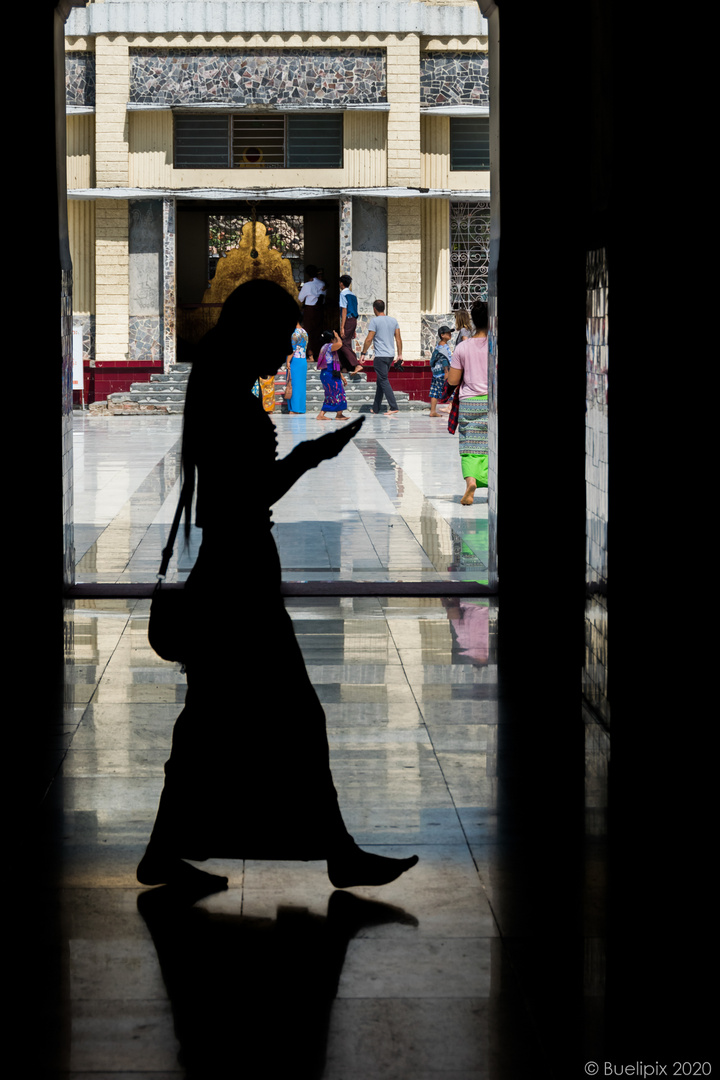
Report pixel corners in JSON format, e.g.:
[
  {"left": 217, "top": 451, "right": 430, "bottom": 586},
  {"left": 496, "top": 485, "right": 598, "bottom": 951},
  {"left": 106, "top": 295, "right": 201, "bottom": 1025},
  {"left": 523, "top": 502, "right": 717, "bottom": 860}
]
[{"left": 298, "top": 265, "right": 326, "bottom": 359}]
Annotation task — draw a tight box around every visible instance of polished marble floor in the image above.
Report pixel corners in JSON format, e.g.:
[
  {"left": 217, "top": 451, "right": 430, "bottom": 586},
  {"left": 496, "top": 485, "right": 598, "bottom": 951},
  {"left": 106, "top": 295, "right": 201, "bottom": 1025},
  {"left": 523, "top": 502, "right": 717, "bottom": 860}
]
[
  {"left": 44, "top": 412, "right": 608, "bottom": 1078},
  {"left": 72, "top": 413, "right": 489, "bottom": 584}
]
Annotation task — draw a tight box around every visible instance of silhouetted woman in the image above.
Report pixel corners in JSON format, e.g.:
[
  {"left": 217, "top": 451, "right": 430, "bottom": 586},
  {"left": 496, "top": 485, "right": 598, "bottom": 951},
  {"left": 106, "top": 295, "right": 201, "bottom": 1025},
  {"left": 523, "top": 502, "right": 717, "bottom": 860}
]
[{"left": 138, "top": 280, "right": 418, "bottom": 892}]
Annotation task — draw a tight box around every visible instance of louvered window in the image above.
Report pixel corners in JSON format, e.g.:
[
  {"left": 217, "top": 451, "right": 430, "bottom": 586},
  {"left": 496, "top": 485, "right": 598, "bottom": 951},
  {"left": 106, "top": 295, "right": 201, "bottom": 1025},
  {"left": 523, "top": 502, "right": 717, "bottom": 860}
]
[
  {"left": 232, "top": 115, "right": 286, "bottom": 168},
  {"left": 287, "top": 115, "right": 343, "bottom": 168},
  {"left": 174, "top": 114, "right": 343, "bottom": 169},
  {"left": 175, "top": 116, "right": 230, "bottom": 168},
  {"left": 450, "top": 117, "right": 490, "bottom": 171}
]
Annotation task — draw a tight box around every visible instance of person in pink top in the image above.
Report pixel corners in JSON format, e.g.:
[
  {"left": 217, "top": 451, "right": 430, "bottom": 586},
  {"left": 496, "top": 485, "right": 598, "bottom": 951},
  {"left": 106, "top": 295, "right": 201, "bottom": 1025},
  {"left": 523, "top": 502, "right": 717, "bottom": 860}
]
[{"left": 447, "top": 300, "right": 489, "bottom": 505}]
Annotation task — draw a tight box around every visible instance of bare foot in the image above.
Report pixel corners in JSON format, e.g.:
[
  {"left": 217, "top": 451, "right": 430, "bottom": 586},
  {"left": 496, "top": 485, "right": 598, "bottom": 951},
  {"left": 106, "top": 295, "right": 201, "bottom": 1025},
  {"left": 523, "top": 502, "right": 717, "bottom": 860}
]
[
  {"left": 327, "top": 847, "right": 419, "bottom": 888},
  {"left": 461, "top": 481, "right": 477, "bottom": 506}
]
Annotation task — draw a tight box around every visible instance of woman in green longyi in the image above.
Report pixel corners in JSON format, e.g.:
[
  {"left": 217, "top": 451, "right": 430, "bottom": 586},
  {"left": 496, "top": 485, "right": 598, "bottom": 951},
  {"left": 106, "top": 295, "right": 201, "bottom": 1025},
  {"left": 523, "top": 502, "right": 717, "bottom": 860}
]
[{"left": 446, "top": 300, "right": 490, "bottom": 506}]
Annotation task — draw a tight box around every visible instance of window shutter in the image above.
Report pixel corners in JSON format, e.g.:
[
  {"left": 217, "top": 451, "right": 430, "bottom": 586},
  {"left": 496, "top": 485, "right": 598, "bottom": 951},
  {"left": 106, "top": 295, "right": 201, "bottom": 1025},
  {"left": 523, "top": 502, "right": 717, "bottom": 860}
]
[
  {"left": 175, "top": 116, "right": 230, "bottom": 168},
  {"left": 450, "top": 117, "right": 490, "bottom": 171},
  {"left": 232, "top": 115, "right": 286, "bottom": 168},
  {"left": 287, "top": 115, "right": 343, "bottom": 168}
]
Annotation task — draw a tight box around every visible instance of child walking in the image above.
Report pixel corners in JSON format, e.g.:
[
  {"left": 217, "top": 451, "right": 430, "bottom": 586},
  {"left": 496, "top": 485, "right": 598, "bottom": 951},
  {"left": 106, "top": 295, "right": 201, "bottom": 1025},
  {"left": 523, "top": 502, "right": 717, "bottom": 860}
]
[{"left": 429, "top": 326, "right": 453, "bottom": 416}]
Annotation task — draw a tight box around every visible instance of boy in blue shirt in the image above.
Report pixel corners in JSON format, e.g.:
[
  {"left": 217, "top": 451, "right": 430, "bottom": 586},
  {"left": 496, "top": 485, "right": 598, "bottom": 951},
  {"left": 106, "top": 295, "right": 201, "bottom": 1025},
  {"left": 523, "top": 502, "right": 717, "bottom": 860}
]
[{"left": 338, "top": 275, "right": 363, "bottom": 375}]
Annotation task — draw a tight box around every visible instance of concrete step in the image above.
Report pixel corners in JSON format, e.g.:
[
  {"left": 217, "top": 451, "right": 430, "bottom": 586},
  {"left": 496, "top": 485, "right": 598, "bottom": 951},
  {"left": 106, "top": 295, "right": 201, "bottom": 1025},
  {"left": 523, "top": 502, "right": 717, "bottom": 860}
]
[
  {"left": 130, "top": 381, "right": 187, "bottom": 394},
  {"left": 99, "top": 364, "right": 428, "bottom": 414}
]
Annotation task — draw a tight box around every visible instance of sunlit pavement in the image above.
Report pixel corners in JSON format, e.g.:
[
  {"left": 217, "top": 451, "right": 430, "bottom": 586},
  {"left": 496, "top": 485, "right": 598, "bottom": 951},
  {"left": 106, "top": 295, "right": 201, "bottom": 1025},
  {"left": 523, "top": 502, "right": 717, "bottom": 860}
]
[{"left": 72, "top": 411, "right": 489, "bottom": 585}]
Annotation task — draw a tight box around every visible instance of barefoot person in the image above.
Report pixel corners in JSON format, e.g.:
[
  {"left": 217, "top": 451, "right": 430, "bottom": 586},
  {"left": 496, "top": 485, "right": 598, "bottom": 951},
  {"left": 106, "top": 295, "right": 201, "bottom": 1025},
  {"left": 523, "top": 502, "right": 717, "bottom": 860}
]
[
  {"left": 446, "top": 300, "right": 489, "bottom": 505},
  {"left": 316, "top": 330, "right": 351, "bottom": 421},
  {"left": 298, "top": 264, "right": 326, "bottom": 361},
  {"left": 428, "top": 326, "right": 453, "bottom": 417},
  {"left": 360, "top": 300, "right": 403, "bottom": 416},
  {"left": 338, "top": 274, "right": 363, "bottom": 375},
  {"left": 286, "top": 318, "right": 310, "bottom": 415},
  {"left": 138, "top": 280, "right": 418, "bottom": 892}
]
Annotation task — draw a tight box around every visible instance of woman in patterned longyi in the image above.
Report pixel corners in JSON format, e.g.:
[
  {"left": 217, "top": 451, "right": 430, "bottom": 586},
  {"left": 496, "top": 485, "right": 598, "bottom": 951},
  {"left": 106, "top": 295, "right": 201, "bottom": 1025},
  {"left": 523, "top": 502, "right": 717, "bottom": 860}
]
[
  {"left": 446, "top": 300, "right": 490, "bottom": 505},
  {"left": 316, "top": 330, "right": 350, "bottom": 421}
]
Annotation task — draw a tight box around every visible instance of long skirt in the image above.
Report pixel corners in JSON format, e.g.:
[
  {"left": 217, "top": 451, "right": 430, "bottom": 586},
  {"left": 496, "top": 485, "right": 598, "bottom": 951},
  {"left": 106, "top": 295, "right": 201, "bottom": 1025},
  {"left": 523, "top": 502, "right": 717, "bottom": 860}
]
[
  {"left": 288, "top": 357, "right": 307, "bottom": 412},
  {"left": 147, "top": 535, "right": 350, "bottom": 860},
  {"left": 458, "top": 394, "right": 489, "bottom": 485},
  {"left": 320, "top": 369, "right": 347, "bottom": 412}
]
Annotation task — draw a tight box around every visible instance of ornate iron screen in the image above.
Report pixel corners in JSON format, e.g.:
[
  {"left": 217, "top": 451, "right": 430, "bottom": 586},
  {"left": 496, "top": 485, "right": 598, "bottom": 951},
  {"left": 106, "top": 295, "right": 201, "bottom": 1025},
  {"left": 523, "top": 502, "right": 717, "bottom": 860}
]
[{"left": 450, "top": 201, "right": 490, "bottom": 309}]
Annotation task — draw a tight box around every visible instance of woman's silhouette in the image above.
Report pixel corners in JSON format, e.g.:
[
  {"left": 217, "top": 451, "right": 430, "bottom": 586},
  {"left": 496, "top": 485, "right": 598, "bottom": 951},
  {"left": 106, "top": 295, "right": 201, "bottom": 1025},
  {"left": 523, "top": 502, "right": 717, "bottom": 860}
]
[{"left": 138, "top": 280, "right": 418, "bottom": 892}]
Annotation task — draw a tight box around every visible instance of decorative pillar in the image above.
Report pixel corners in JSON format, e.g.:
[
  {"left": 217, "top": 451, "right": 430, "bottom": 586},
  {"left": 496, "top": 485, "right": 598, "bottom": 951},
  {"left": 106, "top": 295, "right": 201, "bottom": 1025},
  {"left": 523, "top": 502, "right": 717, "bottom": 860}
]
[
  {"left": 386, "top": 35, "right": 421, "bottom": 358},
  {"left": 387, "top": 198, "right": 422, "bottom": 361},
  {"left": 95, "top": 37, "right": 129, "bottom": 364},
  {"left": 340, "top": 197, "right": 352, "bottom": 277},
  {"left": 163, "top": 197, "right": 176, "bottom": 370},
  {"left": 95, "top": 200, "right": 129, "bottom": 363},
  {"left": 386, "top": 35, "right": 421, "bottom": 188}
]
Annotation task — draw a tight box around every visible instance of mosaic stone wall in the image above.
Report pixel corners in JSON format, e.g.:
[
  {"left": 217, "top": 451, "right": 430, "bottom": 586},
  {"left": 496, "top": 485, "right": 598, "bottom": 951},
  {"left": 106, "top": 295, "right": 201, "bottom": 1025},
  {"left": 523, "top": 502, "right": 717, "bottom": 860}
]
[
  {"left": 420, "top": 52, "right": 489, "bottom": 108},
  {"left": 584, "top": 247, "right": 609, "bottom": 727},
  {"left": 130, "top": 49, "right": 386, "bottom": 107},
  {"left": 421, "top": 313, "right": 455, "bottom": 359},
  {"left": 163, "top": 198, "right": 176, "bottom": 369},
  {"left": 65, "top": 52, "right": 95, "bottom": 108},
  {"left": 129, "top": 316, "right": 164, "bottom": 363},
  {"left": 340, "top": 198, "right": 352, "bottom": 276},
  {"left": 73, "top": 313, "right": 95, "bottom": 362}
]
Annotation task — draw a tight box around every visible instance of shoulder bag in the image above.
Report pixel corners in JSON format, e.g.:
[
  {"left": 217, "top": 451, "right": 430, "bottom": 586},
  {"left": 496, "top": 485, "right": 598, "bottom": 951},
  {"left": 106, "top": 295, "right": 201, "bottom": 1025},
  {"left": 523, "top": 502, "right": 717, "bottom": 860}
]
[{"left": 148, "top": 481, "right": 191, "bottom": 663}]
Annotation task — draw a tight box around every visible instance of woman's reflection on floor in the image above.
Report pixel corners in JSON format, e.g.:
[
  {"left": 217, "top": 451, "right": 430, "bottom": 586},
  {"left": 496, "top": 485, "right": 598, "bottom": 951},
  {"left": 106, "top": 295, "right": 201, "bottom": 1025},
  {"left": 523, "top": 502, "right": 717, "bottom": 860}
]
[
  {"left": 138, "top": 884, "right": 418, "bottom": 1079},
  {"left": 442, "top": 598, "right": 490, "bottom": 665}
]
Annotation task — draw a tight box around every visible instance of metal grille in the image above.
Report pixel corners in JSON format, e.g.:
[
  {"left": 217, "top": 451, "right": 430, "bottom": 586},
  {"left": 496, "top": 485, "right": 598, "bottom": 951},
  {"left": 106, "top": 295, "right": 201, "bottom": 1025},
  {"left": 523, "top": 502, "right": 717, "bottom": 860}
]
[
  {"left": 174, "top": 113, "right": 344, "bottom": 170},
  {"left": 232, "top": 115, "right": 286, "bottom": 168},
  {"left": 450, "top": 201, "right": 491, "bottom": 309}
]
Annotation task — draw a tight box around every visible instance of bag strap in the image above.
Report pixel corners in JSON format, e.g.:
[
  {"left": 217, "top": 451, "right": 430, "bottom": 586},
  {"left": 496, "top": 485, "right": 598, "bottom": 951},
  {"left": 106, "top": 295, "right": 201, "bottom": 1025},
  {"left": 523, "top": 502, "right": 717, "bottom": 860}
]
[{"left": 157, "top": 479, "right": 189, "bottom": 581}]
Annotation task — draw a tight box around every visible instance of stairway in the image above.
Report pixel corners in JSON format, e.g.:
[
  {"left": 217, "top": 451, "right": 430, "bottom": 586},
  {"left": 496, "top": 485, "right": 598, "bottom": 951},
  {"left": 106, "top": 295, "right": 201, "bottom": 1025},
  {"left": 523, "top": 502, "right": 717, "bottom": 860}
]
[
  {"left": 97, "top": 364, "right": 192, "bottom": 415},
  {"left": 302, "top": 368, "right": 427, "bottom": 413},
  {"left": 96, "top": 363, "right": 429, "bottom": 415}
]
